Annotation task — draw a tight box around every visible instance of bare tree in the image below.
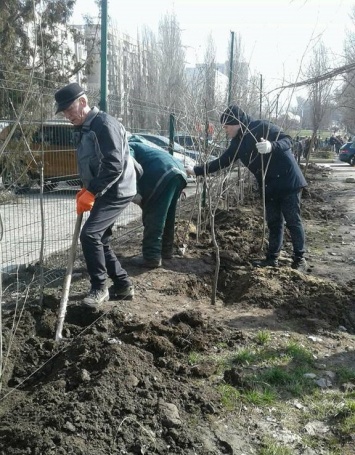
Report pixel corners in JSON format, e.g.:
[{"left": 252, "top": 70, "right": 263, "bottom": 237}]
[
  {"left": 0, "top": 0, "right": 88, "bottom": 119},
  {"left": 338, "top": 6, "right": 355, "bottom": 134},
  {"left": 303, "top": 41, "right": 335, "bottom": 172},
  {"left": 307, "top": 42, "right": 335, "bottom": 132},
  {"left": 156, "top": 13, "right": 186, "bottom": 133},
  {"left": 203, "top": 34, "right": 217, "bottom": 113},
  {"left": 131, "top": 27, "right": 160, "bottom": 132}
]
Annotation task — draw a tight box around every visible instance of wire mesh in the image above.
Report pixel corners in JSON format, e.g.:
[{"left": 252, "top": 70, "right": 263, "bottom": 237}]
[
  {"left": 0, "top": 84, "right": 145, "bottom": 294},
  {"left": 0, "top": 78, "right": 254, "bottom": 303}
]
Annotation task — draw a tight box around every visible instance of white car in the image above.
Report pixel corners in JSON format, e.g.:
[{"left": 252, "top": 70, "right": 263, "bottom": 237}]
[{"left": 127, "top": 133, "right": 196, "bottom": 183}]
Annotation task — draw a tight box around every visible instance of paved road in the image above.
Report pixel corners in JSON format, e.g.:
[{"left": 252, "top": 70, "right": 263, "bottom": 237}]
[
  {"left": 314, "top": 159, "right": 355, "bottom": 180},
  {"left": 0, "top": 181, "right": 198, "bottom": 273},
  {"left": 318, "top": 160, "right": 355, "bottom": 173},
  {"left": 3, "top": 158, "right": 352, "bottom": 274}
]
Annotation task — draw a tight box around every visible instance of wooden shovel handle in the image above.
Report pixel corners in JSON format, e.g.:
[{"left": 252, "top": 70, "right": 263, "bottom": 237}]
[{"left": 55, "top": 213, "right": 83, "bottom": 341}]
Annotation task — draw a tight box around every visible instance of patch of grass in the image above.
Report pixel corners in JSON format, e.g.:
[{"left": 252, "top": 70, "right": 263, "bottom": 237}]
[
  {"left": 258, "top": 437, "right": 293, "bottom": 455},
  {"left": 215, "top": 341, "right": 228, "bottom": 349},
  {"left": 215, "top": 336, "right": 355, "bottom": 455},
  {"left": 302, "top": 390, "right": 346, "bottom": 421},
  {"left": 187, "top": 351, "right": 201, "bottom": 365},
  {"left": 230, "top": 342, "right": 313, "bottom": 370},
  {"left": 333, "top": 398, "right": 355, "bottom": 437},
  {"left": 248, "top": 364, "right": 316, "bottom": 400},
  {"left": 259, "top": 366, "right": 300, "bottom": 388},
  {"left": 301, "top": 393, "right": 355, "bottom": 449},
  {"left": 231, "top": 347, "right": 257, "bottom": 365},
  {"left": 341, "top": 410, "right": 355, "bottom": 433},
  {"left": 344, "top": 399, "right": 355, "bottom": 412},
  {"left": 284, "top": 342, "right": 314, "bottom": 365},
  {"left": 260, "top": 367, "right": 293, "bottom": 385},
  {"left": 220, "top": 341, "right": 317, "bottom": 405},
  {"left": 217, "top": 384, "right": 240, "bottom": 410},
  {"left": 336, "top": 366, "right": 355, "bottom": 384},
  {"left": 255, "top": 330, "right": 271, "bottom": 345},
  {"left": 243, "top": 388, "right": 276, "bottom": 405}
]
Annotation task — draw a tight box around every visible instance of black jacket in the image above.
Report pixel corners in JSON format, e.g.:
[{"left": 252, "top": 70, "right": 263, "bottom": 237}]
[
  {"left": 77, "top": 107, "right": 136, "bottom": 198},
  {"left": 194, "top": 105, "right": 307, "bottom": 197}
]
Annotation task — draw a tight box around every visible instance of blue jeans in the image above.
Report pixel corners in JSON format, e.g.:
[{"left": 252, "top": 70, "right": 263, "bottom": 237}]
[
  {"left": 265, "top": 191, "right": 305, "bottom": 260},
  {"left": 80, "top": 195, "right": 133, "bottom": 289}
]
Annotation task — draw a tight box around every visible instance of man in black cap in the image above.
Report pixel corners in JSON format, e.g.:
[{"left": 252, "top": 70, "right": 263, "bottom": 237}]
[
  {"left": 54, "top": 82, "right": 137, "bottom": 306},
  {"left": 185, "top": 104, "right": 308, "bottom": 272}
]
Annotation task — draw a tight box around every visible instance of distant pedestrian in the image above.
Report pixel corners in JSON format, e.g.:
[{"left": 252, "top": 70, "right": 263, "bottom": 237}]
[
  {"left": 293, "top": 138, "right": 303, "bottom": 164},
  {"left": 54, "top": 82, "right": 136, "bottom": 306},
  {"left": 303, "top": 137, "right": 312, "bottom": 160}
]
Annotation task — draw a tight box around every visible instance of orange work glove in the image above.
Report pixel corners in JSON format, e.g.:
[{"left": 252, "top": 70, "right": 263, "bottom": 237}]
[
  {"left": 76, "top": 190, "right": 95, "bottom": 214},
  {"left": 76, "top": 188, "right": 86, "bottom": 203}
]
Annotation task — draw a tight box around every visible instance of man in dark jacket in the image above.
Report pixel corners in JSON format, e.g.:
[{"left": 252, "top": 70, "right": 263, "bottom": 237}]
[
  {"left": 129, "top": 141, "right": 187, "bottom": 268},
  {"left": 55, "top": 82, "right": 136, "bottom": 306},
  {"left": 185, "top": 104, "right": 308, "bottom": 271}
]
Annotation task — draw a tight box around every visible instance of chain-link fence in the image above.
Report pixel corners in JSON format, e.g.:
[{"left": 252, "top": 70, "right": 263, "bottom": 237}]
[
  {"left": 0, "top": 78, "right": 252, "bottom": 304},
  {"left": 0, "top": 84, "right": 155, "bottom": 293}
]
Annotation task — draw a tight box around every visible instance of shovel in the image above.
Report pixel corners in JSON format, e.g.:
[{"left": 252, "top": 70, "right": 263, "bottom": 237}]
[{"left": 55, "top": 213, "right": 83, "bottom": 342}]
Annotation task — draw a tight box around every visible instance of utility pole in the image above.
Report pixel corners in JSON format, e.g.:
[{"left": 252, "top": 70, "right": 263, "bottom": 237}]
[
  {"left": 259, "top": 73, "right": 263, "bottom": 118},
  {"left": 100, "top": 0, "right": 108, "bottom": 112},
  {"left": 168, "top": 113, "right": 175, "bottom": 156},
  {"left": 228, "top": 31, "right": 235, "bottom": 106}
]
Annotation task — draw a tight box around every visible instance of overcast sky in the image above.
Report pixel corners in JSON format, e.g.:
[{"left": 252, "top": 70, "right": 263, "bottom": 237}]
[{"left": 72, "top": 0, "right": 353, "bottom": 93}]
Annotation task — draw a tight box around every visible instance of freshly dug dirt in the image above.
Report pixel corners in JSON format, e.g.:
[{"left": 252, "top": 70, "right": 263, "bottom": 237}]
[{"left": 1, "top": 162, "right": 355, "bottom": 454}]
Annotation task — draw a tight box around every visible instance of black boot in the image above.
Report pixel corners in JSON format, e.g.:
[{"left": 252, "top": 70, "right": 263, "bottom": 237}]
[
  {"left": 252, "top": 257, "right": 279, "bottom": 268},
  {"left": 109, "top": 283, "right": 135, "bottom": 300},
  {"left": 131, "top": 255, "right": 162, "bottom": 268}
]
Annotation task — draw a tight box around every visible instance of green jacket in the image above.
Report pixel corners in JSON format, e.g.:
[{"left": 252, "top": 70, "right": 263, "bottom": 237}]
[{"left": 129, "top": 142, "right": 187, "bottom": 205}]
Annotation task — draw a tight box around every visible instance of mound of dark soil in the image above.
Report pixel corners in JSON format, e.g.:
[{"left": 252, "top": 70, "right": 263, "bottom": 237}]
[{"left": 1, "top": 163, "right": 355, "bottom": 454}]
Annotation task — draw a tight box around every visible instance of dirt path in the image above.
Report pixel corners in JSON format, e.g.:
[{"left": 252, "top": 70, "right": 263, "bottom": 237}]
[
  {"left": 1, "top": 162, "right": 355, "bottom": 455},
  {"left": 304, "top": 162, "right": 355, "bottom": 283}
]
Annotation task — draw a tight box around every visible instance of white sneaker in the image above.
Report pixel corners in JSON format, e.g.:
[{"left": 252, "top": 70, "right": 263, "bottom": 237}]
[{"left": 83, "top": 288, "right": 109, "bottom": 307}]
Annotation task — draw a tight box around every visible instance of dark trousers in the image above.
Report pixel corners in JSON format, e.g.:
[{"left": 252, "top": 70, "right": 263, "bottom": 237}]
[
  {"left": 142, "top": 176, "right": 185, "bottom": 260},
  {"left": 80, "top": 195, "right": 133, "bottom": 289},
  {"left": 265, "top": 191, "right": 305, "bottom": 260}
]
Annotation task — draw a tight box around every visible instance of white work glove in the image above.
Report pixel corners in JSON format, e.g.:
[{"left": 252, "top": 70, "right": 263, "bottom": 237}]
[
  {"left": 256, "top": 138, "right": 272, "bottom": 154},
  {"left": 132, "top": 193, "right": 143, "bottom": 207},
  {"left": 185, "top": 165, "right": 196, "bottom": 176}
]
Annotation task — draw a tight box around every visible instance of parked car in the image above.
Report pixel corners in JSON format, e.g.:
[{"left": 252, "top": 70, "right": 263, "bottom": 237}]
[
  {"left": 174, "top": 134, "right": 203, "bottom": 150},
  {"left": 127, "top": 133, "right": 196, "bottom": 183},
  {"left": 137, "top": 132, "right": 217, "bottom": 162},
  {"left": 136, "top": 133, "right": 188, "bottom": 154},
  {"left": 0, "top": 120, "right": 80, "bottom": 192},
  {"left": 174, "top": 134, "right": 225, "bottom": 155},
  {"left": 339, "top": 142, "right": 355, "bottom": 166}
]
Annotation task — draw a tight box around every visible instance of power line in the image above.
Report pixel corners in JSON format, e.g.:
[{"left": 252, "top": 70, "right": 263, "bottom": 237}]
[{"left": 272, "top": 62, "right": 355, "bottom": 92}]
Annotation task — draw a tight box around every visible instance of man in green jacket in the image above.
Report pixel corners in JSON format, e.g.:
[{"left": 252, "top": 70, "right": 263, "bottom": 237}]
[{"left": 129, "top": 141, "right": 188, "bottom": 268}]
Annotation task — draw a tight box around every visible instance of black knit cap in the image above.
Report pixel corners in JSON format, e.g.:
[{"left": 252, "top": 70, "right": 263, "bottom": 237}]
[
  {"left": 55, "top": 82, "right": 85, "bottom": 114},
  {"left": 220, "top": 105, "right": 240, "bottom": 125}
]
